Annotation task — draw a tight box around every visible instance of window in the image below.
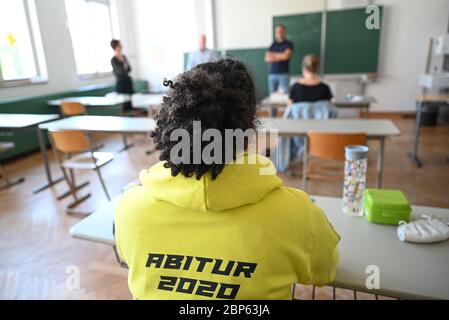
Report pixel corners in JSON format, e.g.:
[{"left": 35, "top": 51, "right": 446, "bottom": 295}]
[
  {"left": 0, "top": 0, "right": 47, "bottom": 87},
  {"left": 65, "top": 0, "right": 120, "bottom": 78}
]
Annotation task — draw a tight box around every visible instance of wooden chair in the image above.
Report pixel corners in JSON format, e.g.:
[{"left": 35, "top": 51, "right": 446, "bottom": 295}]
[
  {"left": 60, "top": 102, "right": 87, "bottom": 117},
  {"left": 0, "top": 142, "right": 26, "bottom": 191},
  {"left": 303, "top": 132, "right": 368, "bottom": 191},
  {"left": 48, "top": 130, "right": 114, "bottom": 215},
  {"left": 60, "top": 101, "right": 106, "bottom": 151}
]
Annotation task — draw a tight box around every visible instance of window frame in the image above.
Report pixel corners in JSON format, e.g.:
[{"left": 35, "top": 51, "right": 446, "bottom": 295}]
[
  {"left": 0, "top": 0, "right": 48, "bottom": 88},
  {"left": 66, "top": 0, "right": 119, "bottom": 80}
]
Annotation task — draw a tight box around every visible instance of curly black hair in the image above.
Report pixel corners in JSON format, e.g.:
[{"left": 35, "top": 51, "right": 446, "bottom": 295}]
[{"left": 150, "top": 58, "right": 257, "bottom": 180}]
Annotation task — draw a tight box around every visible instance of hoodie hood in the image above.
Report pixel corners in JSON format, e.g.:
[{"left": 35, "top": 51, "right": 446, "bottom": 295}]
[{"left": 139, "top": 154, "right": 283, "bottom": 213}]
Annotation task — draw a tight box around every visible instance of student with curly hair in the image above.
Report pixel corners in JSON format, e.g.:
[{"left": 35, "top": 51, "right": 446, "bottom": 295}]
[{"left": 115, "top": 58, "right": 340, "bottom": 300}]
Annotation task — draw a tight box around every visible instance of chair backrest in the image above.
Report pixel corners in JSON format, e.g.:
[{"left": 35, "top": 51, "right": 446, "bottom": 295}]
[
  {"left": 284, "top": 101, "right": 338, "bottom": 120},
  {"left": 61, "top": 102, "right": 86, "bottom": 117},
  {"left": 308, "top": 132, "right": 367, "bottom": 161},
  {"left": 49, "top": 130, "right": 90, "bottom": 154}
]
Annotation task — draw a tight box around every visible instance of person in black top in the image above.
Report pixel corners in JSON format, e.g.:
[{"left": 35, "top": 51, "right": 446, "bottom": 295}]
[
  {"left": 111, "top": 39, "right": 134, "bottom": 112},
  {"left": 265, "top": 24, "right": 293, "bottom": 96},
  {"left": 289, "top": 54, "right": 333, "bottom": 105}
]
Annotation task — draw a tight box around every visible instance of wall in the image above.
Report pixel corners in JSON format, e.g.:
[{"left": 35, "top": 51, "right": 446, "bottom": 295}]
[
  {"left": 0, "top": 0, "right": 134, "bottom": 101},
  {"left": 131, "top": 0, "right": 202, "bottom": 92},
  {"left": 214, "top": 0, "right": 325, "bottom": 49},
  {"left": 213, "top": 0, "right": 449, "bottom": 112}
]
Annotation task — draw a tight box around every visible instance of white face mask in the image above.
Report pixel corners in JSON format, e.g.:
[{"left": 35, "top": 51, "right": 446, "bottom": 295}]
[{"left": 397, "top": 215, "right": 449, "bottom": 244}]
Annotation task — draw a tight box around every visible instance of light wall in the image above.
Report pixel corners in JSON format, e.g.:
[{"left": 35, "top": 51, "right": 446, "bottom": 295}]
[
  {"left": 0, "top": 0, "right": 134, "bottom": 101},
  {"left": 214, "top": 0, "right": 326, "bottom": 49},
  {"left": 131, "top": 0, "right": 212, "bottom": 92},
  {"left": 213, "top": 0, "right": 449, "bottom": 112}
]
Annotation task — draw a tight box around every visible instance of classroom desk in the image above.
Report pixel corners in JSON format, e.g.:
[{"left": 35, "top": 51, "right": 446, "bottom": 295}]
[
  {"left": 48, "top": 96, "right": 127, "bottom": 109},
  {"left": 410, "top": 94, "right": 449, "bottom": 167},
  {"left": 38, "top": 116, "right": 156, "bottom": 197},
  {"left": 48, "top": 94, "right": 165, "bottom": 114},
  {"left": 0, "top": 142, "right": 14, "bottom": 152},
  {"left": 259, "top": 95, "right": 376, "bottom": 118},
  {"left": 0, "top": 114, "right": 61, "bottom": 193},
  {"left": 114, "top": 93, "right": 165, "bottom": 112},
  {"left": 260, "top": 94, "right": 289, "bottom": 117},
  {"left": 70, "top": 196, "right": 449, "bottom": 300},
  {"left": 261, "top": 118, "right": 401, "bottom": 188},
  {"left": 70, "top": 200, "right": 116, "bottom": 246},
  {"left": 0, "top": 113, "right": 60, "bottom": 129},
  {"left": 40, "top": 116, "right": 398, "bottom": 190},
  {"left": 334, "top": 97, "right": 377, "bottom": 117},
  {"left": 39, "top": 115, "right": 156, "bottom": 134}
]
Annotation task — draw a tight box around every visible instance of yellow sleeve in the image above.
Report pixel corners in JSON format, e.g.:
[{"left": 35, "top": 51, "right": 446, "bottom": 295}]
[
  {"left": 114, "top": 189, "right": 136, "bottom": 264},
  {"left": 307, "top": 203, "right": 341, "bottom": 286}
]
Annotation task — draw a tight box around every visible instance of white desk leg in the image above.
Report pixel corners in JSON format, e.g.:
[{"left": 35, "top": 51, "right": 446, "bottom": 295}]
[
  {"left": 376, "top": 137, "right": 385, "bottom": 189},
  {"left": 303, "top": 136, "right": 308, "bottom": 191},
  {"left": 119, "top": 134, "right": 134, "bottom": 152}
]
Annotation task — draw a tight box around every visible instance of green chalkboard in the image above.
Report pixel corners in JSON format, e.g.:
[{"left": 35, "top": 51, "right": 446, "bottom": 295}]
[
  {"left": 182, "top": 6, "right": 382, "bottom": 98},
  {"left": 274, "top": 6, "right": 382, "bottom": 75},
  {"left": 224, "top": 48, "right": 269, "bottom": 100},
  {"left": 183, "top": 49, "right": 269, "bottom": 99},
  {"left": 324, "top": 7, "right": 382, "bottom": 74},
  {"left": 273, "top": 12, "right": 322, "bottom": 75}
]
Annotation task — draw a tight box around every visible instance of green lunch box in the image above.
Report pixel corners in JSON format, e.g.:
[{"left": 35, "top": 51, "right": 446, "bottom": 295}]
[{"left": 364, "top": 189, "right": 412, "bottom": 225}]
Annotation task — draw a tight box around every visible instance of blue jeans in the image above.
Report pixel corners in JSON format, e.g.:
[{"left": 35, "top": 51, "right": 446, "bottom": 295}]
[{"left": 268, "top": 74, "right": 290, "bottom": 94}]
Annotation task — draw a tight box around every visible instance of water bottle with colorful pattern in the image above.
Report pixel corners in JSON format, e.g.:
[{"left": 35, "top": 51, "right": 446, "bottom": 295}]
[{"left": 343, "top": 145, "right": 369, "bottom": 217}]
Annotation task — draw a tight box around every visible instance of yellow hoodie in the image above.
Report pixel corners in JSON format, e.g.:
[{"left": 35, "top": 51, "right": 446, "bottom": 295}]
[{"left": 115, "top": 154, "right": 340, "bottom": 300}]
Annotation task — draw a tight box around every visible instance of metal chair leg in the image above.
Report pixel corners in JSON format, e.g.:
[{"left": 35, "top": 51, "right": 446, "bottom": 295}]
[
  {"left": 96, "top": 168, "right": 111, "bottom": 201},
  {"left": 353, "top": 290, "right": 358, "bottom": 300},
  {"left": 61, "top": 167, "right": 91, "bottom": 215},
  {"left": 312, "top": 285, "right": 316, "bottom": 300},
  {"left": 333, "top": 286, "right": 336, "bottom": 300},
  {"left": 69, "top": 169, "right": 76, "bottom": 187},
  {"left": 61, "top": 167, "right": 78, "bottom": 203}
]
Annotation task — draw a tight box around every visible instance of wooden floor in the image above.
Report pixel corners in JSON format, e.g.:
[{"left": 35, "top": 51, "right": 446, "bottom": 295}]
[{"left": 0, "top": 117, "right": 448, "bottom": 300}]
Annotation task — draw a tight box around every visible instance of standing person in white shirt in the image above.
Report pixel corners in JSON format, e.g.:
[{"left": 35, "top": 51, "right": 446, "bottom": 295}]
[{"left": 186, "top": 34, "right": 217, "bottom": 70}]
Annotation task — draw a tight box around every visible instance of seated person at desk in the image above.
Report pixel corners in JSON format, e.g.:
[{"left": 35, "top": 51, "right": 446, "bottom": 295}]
[
  {"left": 277, "top": 55, "right": 336, "bottom": 173},
  {"left": 115, "top": 58, "right": 340, "bottom": 300},
  {"left": 288, "top": 55, "right": 333, "bottom": 105}
]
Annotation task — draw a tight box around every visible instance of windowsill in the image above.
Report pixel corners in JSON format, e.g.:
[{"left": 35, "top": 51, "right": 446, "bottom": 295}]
[
  {"left": 0, "top": 77, "right": 48, "bottom": 89},
  {"left": 78, "top": 72, "right": 113, "bottom": 81}
]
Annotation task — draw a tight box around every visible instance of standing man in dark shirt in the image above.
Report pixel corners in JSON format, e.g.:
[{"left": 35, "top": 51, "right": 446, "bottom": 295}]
[
  {"left": 111, "top": 39, "right": 134, "bottom": 112},
  {"left": 265, "top": 24, "right": 294, "bottom": 96}
]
